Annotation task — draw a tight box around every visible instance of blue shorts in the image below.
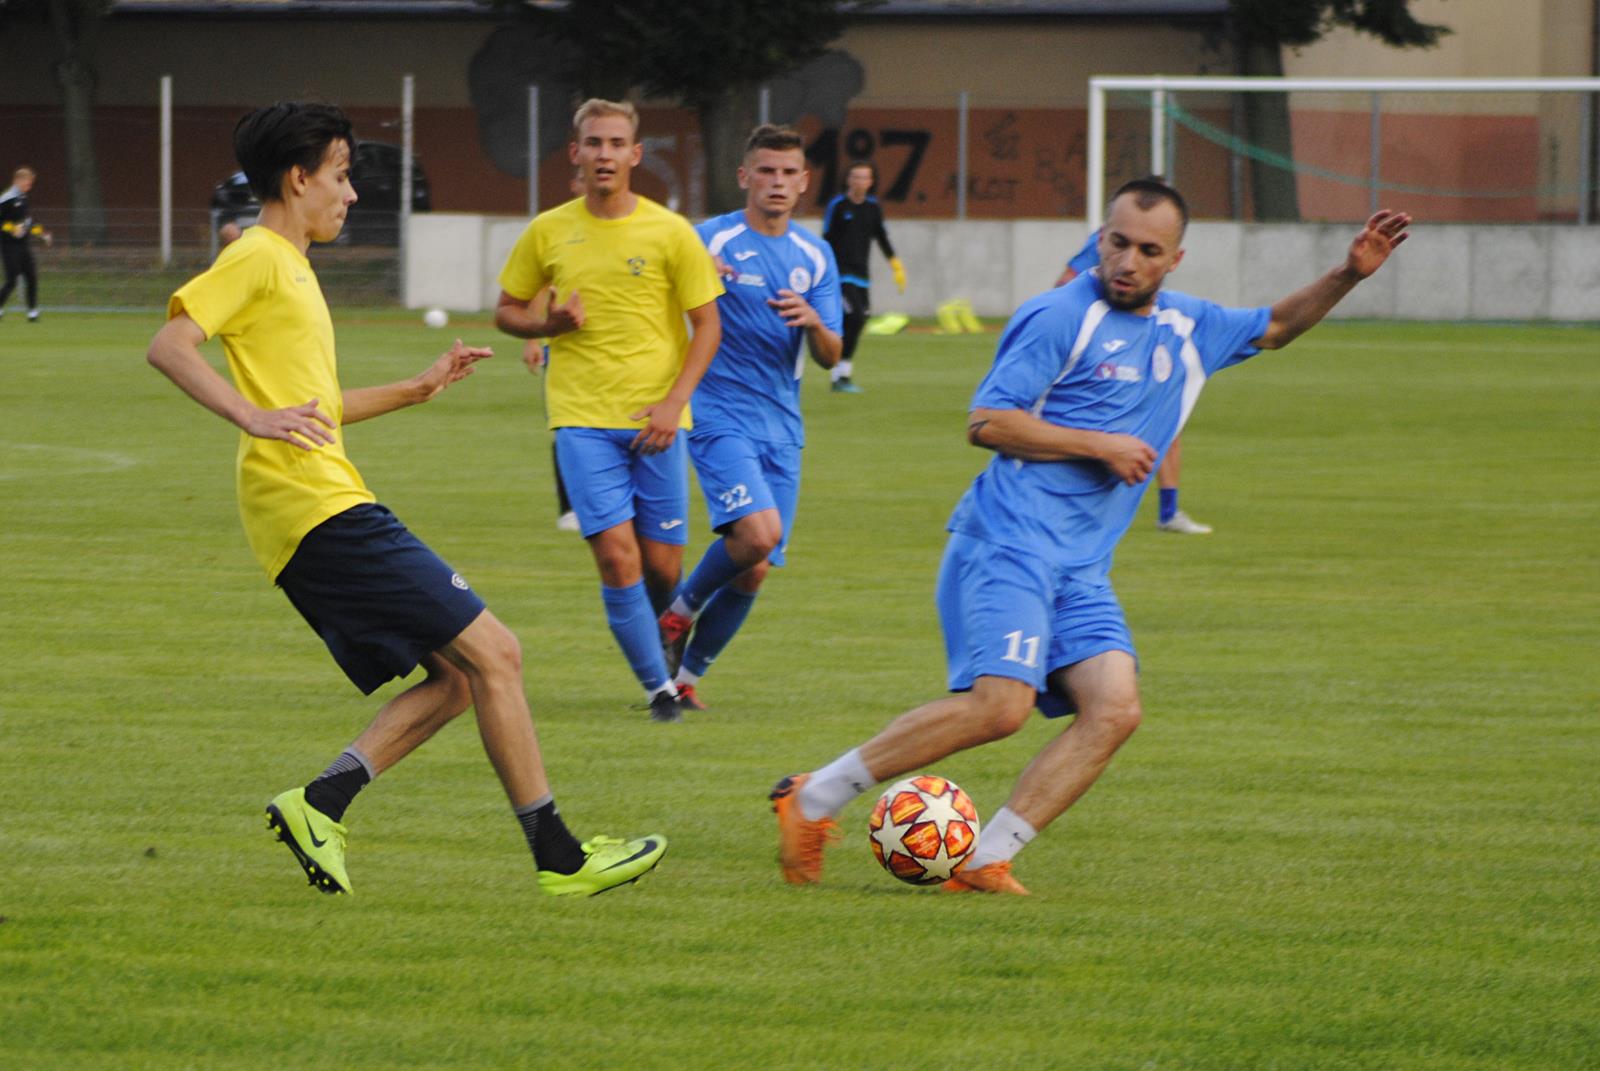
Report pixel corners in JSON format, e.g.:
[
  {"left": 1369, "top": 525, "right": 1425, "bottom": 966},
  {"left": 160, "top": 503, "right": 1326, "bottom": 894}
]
[
  {"left": 276, "top": 504, "right": 488, "bottom": 695},
  {"left": 935, "top": 533, "right": 1134, "bottom": 718},
  {"left": 688, "top": 429, "right": 801, "bottom": 567},
  {"left": 554, "top": 427, "right": 689, "bottom": 544}
]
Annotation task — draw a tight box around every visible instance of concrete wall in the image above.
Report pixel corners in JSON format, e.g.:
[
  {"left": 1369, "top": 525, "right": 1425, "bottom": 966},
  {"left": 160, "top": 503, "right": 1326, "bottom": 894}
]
[{"left": 410, "top": 215, "right": 1600, "bottom": 323}]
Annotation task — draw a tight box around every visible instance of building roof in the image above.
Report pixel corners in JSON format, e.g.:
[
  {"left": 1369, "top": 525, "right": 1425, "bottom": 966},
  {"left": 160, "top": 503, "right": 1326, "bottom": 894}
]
[
  {"left": 110, "top": 0, "right": 1229, "bottom": 18},
  {"left": 870, "top": 0, "right": 1228, "bottom": 13}
]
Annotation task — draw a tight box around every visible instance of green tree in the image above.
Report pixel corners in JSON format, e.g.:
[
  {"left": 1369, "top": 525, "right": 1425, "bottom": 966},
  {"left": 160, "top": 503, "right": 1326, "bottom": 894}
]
[
  {"left": 527, "top": 0, "right": 867, "bottom": 213},
  {"left": 2, "top": 0, "right": 112, "bottom": 242},
  {"left": 1229, "top": 0, "right": 1450, "bottom": 220}
]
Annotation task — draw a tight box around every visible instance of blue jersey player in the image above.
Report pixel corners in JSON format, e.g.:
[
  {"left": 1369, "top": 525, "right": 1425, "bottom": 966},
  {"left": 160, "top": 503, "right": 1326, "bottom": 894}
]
[
  {"left": 1057, "top": 224, "right": 1214, "bottom": 535},
  {"left": 657, "top": 124, "right": 843, "bottom": 710},
  {"left": 772, "top": 177, "right": 1412, "bottom": 893}
]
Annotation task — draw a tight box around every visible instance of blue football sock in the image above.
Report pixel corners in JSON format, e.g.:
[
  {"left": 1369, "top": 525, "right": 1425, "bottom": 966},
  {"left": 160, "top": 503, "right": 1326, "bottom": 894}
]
[
  {"left": 600, "top": 581, "right": 670, "bottom": 693},
  {"left": 679, "top": 538, "right": 743, "bottom": 614},
  {"left": 682, "top": 587, "right": 758, "bottom": 677},
  {"left": 1158, "top": 488, "right": 1179, "bottom": 524}
]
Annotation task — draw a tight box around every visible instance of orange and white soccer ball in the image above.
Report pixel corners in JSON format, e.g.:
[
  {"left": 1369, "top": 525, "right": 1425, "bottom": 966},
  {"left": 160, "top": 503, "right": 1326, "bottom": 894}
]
[{"left": 868, "top": 774, "right": 980, "bottom": 885}]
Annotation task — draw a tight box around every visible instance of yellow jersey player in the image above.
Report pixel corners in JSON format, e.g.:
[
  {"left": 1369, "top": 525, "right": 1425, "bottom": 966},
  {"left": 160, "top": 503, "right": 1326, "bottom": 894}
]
[
  {"left": 146, "top": 101, "right": 666, "bottom": 898},
  {"left": 495, "top": 99, "right": 723, "bottom": 724}
]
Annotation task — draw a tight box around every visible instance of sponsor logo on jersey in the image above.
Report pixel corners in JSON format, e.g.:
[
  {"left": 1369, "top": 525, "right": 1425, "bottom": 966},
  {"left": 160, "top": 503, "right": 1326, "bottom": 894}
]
[
  {"left": 451, "top": 573, "right": 470, "bottom": 590},
  {"left": 735, "top": 272, "right": 765, "bottom": 287},
  {"left": 789, "top": 266, "right": 812, "bottom": 292},
  {"left": 627, "top": 256, "right": 646, "bottom": 276},
  {"left": 1102, "top": 339, "right": 1130, "bottom": 353},
  {"left": 1095, "top": 361, "right": 1142, "bottom": 383},
  {"left": 733, "top": 249, "right": 758, "bottom": 261}
]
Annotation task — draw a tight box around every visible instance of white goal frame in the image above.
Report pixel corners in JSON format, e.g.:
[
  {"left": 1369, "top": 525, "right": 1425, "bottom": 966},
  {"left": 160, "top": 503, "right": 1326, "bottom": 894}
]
[{"left": 1086, "top": 75, "right": 1600, "bottom": 229}]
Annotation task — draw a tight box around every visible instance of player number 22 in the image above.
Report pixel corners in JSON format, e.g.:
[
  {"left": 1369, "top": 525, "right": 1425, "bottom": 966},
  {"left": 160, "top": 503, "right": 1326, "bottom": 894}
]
[
  {"left": 719, "top": 484, "right": 753, "bottom": 510},
  {"left": 1000, "top": 630, "right": 1040, "bottom": 668}
]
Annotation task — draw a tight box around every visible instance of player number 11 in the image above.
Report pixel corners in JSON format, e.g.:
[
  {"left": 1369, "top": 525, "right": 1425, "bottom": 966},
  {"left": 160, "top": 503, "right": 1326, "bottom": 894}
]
[{"left": 1001, "top": 630, "right": 1040, "bottom": 668}]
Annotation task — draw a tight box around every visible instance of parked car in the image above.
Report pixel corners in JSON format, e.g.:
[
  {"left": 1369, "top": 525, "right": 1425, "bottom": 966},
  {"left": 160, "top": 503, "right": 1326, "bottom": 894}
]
[{"left": 210, "top": 141, "right": 431, "bottom": 245}]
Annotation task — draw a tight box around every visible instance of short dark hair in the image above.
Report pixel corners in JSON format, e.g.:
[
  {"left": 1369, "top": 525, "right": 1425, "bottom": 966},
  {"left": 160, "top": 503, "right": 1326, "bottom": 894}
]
[
  {"left": 845, "top": 159, "right": 876, "bottom": 184},
  {"left": 233, "top": 102, "right": 355, "bottom": 202},
  {"left": 1108, "top": 175, "right": 1188, "bottom": 233},
  {"left": 744, "top": 123, "right": 804, "bottom": 156}
]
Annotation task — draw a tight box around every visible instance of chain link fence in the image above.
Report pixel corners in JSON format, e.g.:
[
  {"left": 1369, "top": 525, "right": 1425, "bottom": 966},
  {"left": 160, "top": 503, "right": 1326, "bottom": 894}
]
[{"left": 8, "top": 80, "right": 1597, "bottom": 311}]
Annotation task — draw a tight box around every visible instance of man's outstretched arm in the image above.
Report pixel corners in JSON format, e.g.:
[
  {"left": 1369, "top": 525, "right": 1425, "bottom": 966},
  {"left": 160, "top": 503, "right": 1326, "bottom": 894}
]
[
  {"left": 1254, "top": 210, "right": 1412, "bottom": 351},
  {"left": 342, "top": 341, "right": 493, "bottom": 425},
  {"left": 967, "top": 407, "right": 1157, "bottom": 485}
]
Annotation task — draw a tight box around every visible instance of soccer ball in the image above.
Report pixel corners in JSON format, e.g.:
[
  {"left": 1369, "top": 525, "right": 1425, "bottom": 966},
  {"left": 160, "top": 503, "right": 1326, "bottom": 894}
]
[
  {"left": 423, "top": 307, "right": 449, "bottom": 329},
  {"left": 868, "top": 775, "right": 980, "bottom": 885}
]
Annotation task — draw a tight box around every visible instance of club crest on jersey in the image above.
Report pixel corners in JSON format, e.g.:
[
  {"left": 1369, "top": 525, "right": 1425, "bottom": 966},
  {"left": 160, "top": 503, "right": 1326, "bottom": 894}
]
[
  {"left": 1152, "top": 344, "right": 1173, "bottom": 382},
  {"left": 789, "top": 266, "right": 812, "bottom": 292},
  {"left": 1095, "top": 361, "right": 1142, "bottom": 383},
  {"left": 627, "top": 256, "right": 646, "bottom": 276}
]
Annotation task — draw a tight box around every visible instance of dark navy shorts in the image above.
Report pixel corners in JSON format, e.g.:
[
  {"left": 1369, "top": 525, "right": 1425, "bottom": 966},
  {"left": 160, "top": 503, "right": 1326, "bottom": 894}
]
[{"left": 276, "top": 503, "right": 487, "bottom": 695}]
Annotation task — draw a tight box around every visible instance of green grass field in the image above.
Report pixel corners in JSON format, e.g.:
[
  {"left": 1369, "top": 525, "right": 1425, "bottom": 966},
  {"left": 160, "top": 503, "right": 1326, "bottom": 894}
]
[{"left": 3, "top": 311, "right": 1597, "bottom": 1069}]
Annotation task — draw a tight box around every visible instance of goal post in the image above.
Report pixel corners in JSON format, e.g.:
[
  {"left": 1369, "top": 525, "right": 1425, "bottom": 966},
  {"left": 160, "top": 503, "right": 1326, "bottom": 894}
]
[{"left": 1086, "top": 75, "right": 1600, "bottom": 229}]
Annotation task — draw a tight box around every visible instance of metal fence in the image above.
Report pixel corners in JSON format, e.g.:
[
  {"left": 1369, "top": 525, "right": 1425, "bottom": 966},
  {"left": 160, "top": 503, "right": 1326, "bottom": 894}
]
[{"left": 7, "top": 78, "right": 1598, "bottom": 310}]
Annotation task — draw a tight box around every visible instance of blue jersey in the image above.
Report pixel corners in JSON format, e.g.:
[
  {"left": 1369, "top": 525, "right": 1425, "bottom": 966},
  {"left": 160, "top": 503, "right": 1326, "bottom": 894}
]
[
  {"left": 948, "top": 271, "right": 1270, "bottom": 577},
  {"left": 1065, "top": 231, "right": 1101, "bottom": 276},
  {"left": 693, "top": 210, "right": 843, "bottom": 446}
]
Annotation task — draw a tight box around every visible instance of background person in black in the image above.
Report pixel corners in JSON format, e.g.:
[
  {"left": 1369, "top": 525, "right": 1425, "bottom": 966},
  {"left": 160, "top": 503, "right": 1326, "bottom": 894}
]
[
  {"left": 822, "top": 160, "right": 904, "bottom": 393},
  {"left": 0, "top": 167, "right": 51, "bottom": 323}
]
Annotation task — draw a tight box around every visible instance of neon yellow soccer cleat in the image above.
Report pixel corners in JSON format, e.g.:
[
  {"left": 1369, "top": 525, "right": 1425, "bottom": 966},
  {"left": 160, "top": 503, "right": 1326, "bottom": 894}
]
[
  {"left": 265, "top": 787, "right": 352, "bottom": 896},
  {"left": 538, "top": 834, "right": 668, "bottom": 897}
]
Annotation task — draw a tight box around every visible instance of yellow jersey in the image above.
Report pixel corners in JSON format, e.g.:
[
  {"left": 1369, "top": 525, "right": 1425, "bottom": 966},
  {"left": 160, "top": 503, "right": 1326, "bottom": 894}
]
[
  {"left": 498, "top": 196, "right": 723, "bottom": 430},
  {"left": 168, "top": 226, "right": 375, "bottom": 580}
]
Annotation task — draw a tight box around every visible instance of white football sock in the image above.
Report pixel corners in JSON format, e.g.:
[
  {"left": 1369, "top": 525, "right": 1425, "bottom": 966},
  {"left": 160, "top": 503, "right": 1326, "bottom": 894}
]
[
  {"left": 964, "top": 806, "right": 1037, "bottom": 870},
  {"left": 673, "top": 666, "right": 701, "bottom": 687},
  {"left": 831, "top": 359, "right": 854, "bottom": 383},
  {"left": 798, "top": 748, "right": 875, "bottom": 821}
]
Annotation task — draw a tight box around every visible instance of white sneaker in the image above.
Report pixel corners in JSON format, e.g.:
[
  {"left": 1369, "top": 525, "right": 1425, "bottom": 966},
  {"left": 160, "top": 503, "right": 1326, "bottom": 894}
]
[
  {"left": 1157, "top": 509, "right": 1213, "bottom": 535},
  {"left": 556, "top": 511, "right": 580, "bottom": 532}
]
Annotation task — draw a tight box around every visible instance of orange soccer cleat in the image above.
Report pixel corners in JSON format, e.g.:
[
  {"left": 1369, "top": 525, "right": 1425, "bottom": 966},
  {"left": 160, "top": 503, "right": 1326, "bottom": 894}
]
[
  {"left": 769, "top": 773, "right": 840, "bottom": 885},
  {"left": 940, "top": 860, "right": 1031, "bottom": 896}
]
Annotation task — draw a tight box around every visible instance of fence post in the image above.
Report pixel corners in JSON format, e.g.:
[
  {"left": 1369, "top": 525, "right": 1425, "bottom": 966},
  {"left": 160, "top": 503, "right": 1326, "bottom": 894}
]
[
  {"left": 1150, "top": 83, "right": 1166, "bottom": 177},
  {"left": 1579, "top": 91, "right": 1593, "bottom": 225},
  {"left": 528, "top": 84, "right": 540, "bottom": 217},
  {"left": 401, "top": 75, "right": 414, "bottom": 302},
  {"left": 1088, "top": 81, "right": 1105, "bottom": 230},
  {"left": 160, "top": 75, "right": 172, "bottom": 266},
  {"left": 1369, "top": 92, "right": 1382, "bottom": 216},
  {"left": 957, "top": 90, "right": 969, "bottom": 221}
]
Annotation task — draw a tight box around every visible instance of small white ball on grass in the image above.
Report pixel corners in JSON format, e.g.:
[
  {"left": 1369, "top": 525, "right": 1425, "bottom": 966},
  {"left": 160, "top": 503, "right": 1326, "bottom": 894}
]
[{"left": 423, "top": 307, "right": 449, "bottom": 329}]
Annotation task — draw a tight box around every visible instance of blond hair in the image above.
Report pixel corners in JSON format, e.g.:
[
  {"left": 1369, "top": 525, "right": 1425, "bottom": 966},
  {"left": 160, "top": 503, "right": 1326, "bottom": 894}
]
[
  {"left": 571, "top": 98, "right": 639, "bottom": 140},
  {"left": 14, "top": 167, "right": 36, "bottom": 182}
]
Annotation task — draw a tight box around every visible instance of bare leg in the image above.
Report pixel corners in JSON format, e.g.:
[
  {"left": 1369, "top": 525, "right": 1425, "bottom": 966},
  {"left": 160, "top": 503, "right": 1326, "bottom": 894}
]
[
  {"left": 588, "top": 521, "right": 644, "bottom": 587},
  {"left": 724, "top": 509, "right": 782, "bottom": 571},
  {"left": 436, "top": 609, "right": 551, "bottom": 808},
  {"left": 349, "top": 653, "right": 473, "bottom": 774},
  {"left": 1159, "top": 434, "right": 1182, "bottom": 490},
  {"left": 638, "top": 533, "right": 684, "bottom": 613},
  {"left": 1001, "top": 650, "right": 1142, "bottom": 830},
  {"left": 732, "top": 559, "right": 771, "bottom": 594},
  {"left": 858, "top": 675, "right": 1038, "bottom": 782}
]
